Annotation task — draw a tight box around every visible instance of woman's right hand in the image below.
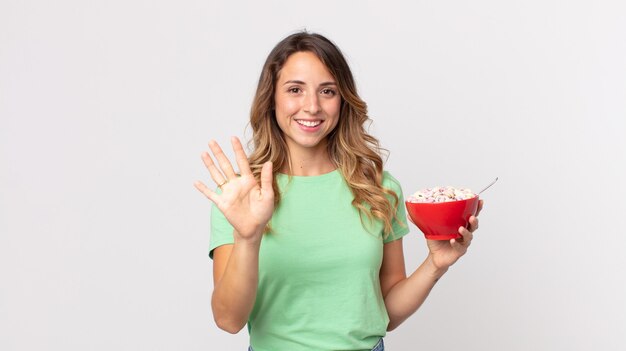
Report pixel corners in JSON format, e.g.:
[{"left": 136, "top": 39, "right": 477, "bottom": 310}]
[{"left": 194, "top": 137, "right": 274, "bottom": 242}]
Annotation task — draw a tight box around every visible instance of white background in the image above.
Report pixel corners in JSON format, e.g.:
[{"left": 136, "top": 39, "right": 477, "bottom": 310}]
[{"left": 1, "top": 0, "right": 625, "bottom": 350}]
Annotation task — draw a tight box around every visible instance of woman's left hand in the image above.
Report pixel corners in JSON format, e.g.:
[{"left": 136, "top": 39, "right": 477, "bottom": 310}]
[{"left": 425, "top": 199, "right": 483, "bottom": 270}]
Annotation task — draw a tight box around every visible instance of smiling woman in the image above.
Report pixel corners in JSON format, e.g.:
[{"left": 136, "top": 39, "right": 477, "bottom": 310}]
[
  {"left": 194, "top": 32, "right": 481, "bottom": 351},
  {"left": 274, "top": 51, "right": 341, "bottom": 170}
]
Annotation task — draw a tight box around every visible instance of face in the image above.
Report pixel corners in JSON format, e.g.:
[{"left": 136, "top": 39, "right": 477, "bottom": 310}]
[{"left": 274, "top": 51, "right": 341, "bottom": 156}]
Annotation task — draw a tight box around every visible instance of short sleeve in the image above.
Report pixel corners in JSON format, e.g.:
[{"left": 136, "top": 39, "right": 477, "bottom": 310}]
[
  {"left": 209, "top": 201, "right": 235, "bottom": 259},
  {"left": 382, "top": 171, "right": 410, "bottom": 244}
]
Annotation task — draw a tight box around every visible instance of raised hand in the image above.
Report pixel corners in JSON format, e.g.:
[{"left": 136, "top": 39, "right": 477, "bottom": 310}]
[{"left": 194, "top": 137, "right": 274, "bottom": 242}]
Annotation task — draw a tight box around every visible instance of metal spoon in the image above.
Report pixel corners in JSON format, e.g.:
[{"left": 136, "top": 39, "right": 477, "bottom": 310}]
[{"left": 478, "top": 177, "right": 498, "bottom": 195}]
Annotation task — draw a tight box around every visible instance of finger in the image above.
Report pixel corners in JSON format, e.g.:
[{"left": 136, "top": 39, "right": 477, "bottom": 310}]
[
  {"left": 260, "top": 161, "right": 273, "bottom": 192},
  {"left": 209, "top": 140, "right": 238, "bottom": 180},
  {"left": 476, "top": 199, "right": 484, "bottom": 217},
  {"left": 194, "top": 180, "right": 218, "bottom": 203},
  {"left": 201, "top": 151, "right": 227, "bottom": 186},
  {"left": 468, "top": 216, "right": 479, "bottom": 232},
  {"left": 458, "top": 225, "right": 473, "bottom": 244},
  {"left": 450, "top": 237, "right": 464, "bottom": 250},
  {"left": 231, "top": 136, "right": 252, "bottom": 176},
  {"left": 450, "top": 237, "right": 468, "bottom": 254}
]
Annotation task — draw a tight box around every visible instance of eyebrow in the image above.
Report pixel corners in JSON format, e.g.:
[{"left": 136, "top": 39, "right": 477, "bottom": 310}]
[{"left": 282, "top": 80, "right": 337, "bottom": 86}]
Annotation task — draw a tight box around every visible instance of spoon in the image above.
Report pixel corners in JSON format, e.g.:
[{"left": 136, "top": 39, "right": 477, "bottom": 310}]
[{"left": 478, "top": 177, "right": 498, "bottom": 195}]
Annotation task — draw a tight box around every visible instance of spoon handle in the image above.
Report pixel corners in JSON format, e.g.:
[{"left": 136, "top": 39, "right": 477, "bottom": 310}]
[{"left": 478, "top": 177, "right": 498, "bottom": 195}]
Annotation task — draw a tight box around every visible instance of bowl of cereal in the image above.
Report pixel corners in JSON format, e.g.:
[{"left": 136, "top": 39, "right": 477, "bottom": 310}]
[{"left": 405, "top": 186, "right": 479, "bottom": 240}]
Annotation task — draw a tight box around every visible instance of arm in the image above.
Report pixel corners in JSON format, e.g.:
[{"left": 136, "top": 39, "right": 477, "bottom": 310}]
[
  {"left": 211, "top": 236, "right": 260, "bottom": 333},
  {"left": 195, "top": 137, "right": 274, "bottom": 333},
  {"left": 380, "top": 201, "right": 482, "bottom": 331},
  {"left": 380, "top": 240, "right": 448, "bottom": 331}
]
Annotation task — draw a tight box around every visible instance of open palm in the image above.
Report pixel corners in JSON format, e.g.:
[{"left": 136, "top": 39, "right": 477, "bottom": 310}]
[{"left": 195, "top": 137, "right": 274, "bottom": 241}]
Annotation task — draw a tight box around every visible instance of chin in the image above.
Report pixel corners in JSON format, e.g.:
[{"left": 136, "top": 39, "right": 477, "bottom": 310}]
[{"left": 291, "top": 137, "right": 326, "bottom": 149}]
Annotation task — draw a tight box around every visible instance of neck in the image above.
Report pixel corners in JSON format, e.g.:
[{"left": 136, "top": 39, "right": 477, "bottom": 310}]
[{"left": 282, "top": 142, "right": 336, "bottom": 176}]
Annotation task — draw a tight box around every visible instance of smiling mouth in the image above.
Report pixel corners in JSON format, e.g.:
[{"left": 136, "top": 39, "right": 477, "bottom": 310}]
[{"left": 295, "top": 119, "right": 322, "bottom": 127}]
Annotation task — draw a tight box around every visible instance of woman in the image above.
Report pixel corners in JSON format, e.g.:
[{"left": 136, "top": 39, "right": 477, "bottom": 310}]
[{"left": 195, "top": 32, "right": 482, "bottom": 351}]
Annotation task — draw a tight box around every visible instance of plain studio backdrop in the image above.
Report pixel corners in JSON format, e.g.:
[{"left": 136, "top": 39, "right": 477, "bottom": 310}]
[{"left": 1, "top": 0, "right": 625, "bottom": 350}]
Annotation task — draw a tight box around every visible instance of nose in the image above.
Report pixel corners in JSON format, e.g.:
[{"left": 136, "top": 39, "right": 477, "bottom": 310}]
[{"left": 303, "top": 92, "right": 320, "bottom": 114}]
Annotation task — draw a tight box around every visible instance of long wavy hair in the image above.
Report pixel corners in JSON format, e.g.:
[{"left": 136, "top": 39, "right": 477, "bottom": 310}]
[{"left": 248, "top": 32, "right": 401, "bottom": 237}]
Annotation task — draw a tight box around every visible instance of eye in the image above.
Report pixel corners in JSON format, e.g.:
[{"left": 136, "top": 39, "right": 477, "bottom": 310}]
[
  {"left": 321, "top": 88, "right": 337, "bottom": 96},
  {"left": 288, "top": 87, "right": 302, "bottom": 94}
]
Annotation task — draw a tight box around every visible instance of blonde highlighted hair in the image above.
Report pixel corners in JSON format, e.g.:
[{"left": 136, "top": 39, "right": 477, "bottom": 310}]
[{"left": 248, "top": 32, "right": 400, "bottom": 237}]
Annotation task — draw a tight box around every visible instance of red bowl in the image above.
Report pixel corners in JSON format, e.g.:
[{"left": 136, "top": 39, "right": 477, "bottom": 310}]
[{"left": 405, "top": 196, "right": 480, "bottom": 240}]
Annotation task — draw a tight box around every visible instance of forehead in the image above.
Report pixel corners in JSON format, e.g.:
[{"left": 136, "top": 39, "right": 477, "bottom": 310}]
[{"left": 277, "top": 51, "right": 335, "bottom": 82}]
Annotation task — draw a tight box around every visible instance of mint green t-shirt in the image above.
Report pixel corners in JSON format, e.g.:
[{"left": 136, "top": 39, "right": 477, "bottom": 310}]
[{"left": 209, "top": 170, "right": 409, "bottom": 351}]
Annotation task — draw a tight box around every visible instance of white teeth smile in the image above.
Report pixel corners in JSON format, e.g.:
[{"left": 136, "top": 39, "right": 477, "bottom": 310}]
[{"left": 296, "top": 119, "right": 322, "bottom": 127}]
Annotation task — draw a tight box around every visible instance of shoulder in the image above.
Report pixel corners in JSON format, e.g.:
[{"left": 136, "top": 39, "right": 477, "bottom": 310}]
[{"left": 382, "top": 171, "right": 403, "bottom": 192}]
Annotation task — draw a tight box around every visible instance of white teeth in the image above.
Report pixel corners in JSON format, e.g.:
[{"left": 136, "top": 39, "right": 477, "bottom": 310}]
[{"left": 296, "top": 120, "right": 322, "bottom": 127}]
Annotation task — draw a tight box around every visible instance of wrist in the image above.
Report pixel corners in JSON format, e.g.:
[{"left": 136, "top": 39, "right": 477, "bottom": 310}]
[
  {"left": 423, "top": 254, "right": 449, "bottom": 281},
  {"left": 234, "top": 230, "right": 264, "bottom": 247}
]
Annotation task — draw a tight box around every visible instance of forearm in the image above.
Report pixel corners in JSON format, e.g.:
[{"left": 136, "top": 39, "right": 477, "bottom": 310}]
[
  {"left": 384, "top": 254, "right": 448, "bottom": 331},
  {"left": 211, "top": 237, "right": 260, "bottom": 333}
]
